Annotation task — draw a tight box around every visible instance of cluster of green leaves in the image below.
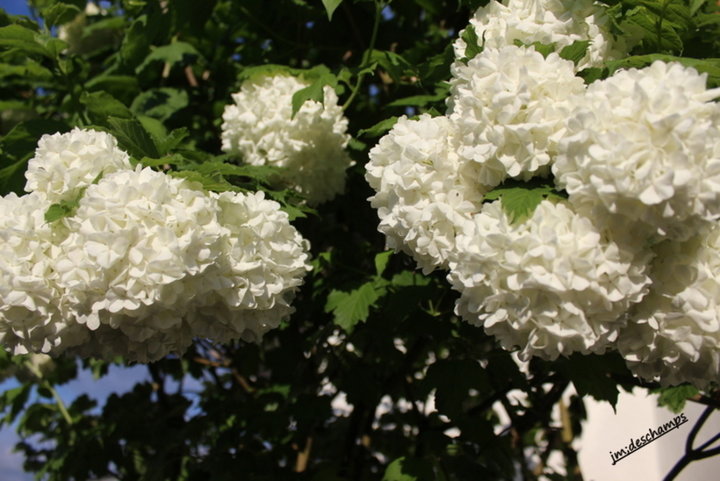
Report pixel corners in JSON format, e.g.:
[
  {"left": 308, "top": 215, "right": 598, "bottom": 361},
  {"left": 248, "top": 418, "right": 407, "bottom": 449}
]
[{"left": 1, "top": 0, "right": 719, "bottom": 480}]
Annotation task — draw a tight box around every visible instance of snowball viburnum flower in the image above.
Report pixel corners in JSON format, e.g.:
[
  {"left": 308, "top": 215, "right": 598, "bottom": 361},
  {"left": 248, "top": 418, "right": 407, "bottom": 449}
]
[
  {"left": 448, "top": 45, "right": 585, "bottom": 186},
  {"left": 453, "top": 0, "right": 626, "bottom": 70},
  {"left": 1, "top": 129, "right": 312, "bottom": 362},
  {"left": 53, "top": 166, "right": 228, "bottom": 362},
  {"left": 448, "top": 200, "right": 651, "bottom": 361},
  {"left": 554, "top": 61, "right": 720, "bottom": 242},
  {"left": 221, "top": 74, "right": 353, "bottom": 205},
  {"left": 25, "top": 127, "right": 132, "bottom": 204},
  {"left": 0, "top": 192, "right": 88, "bottom": 355},
  {"left": 188, "top": 190, "right": 312, "bottom": 344},
  {"left": 365, "top": 114, "right": 484, "bottom": 272},
  {"left": 619, "top": 227, "right": 720, "bottom": 388}
]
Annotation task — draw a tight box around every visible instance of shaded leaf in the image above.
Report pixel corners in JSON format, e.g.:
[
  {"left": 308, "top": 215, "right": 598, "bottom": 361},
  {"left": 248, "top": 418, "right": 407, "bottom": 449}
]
[
  {"left": 484, "top": 181, "right": 565, "bottom": 223},
  {"left": 559, "top": 40, "right": 590, "bottom": 65},
  {"left": 106, "top": 116, "right": 159, "bottom": 158},
  {"left": 383, "top": 457, "right": 435, "bottom": 481},
  {"left": 655, "top": 385, "right": 699, "bottom": 413},
  {"left": 358, "top": 116, "right": 398, "bottom": 138},
  {"left": 325, "top": 281, "right": 385, "bottom": 332},
  {"left": 322, "top": 0, "right": 343, "bottom": 21}
]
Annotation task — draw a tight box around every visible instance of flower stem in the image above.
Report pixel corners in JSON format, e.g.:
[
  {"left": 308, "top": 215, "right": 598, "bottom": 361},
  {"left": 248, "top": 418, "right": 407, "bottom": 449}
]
[{"left": 342, "top": 1, "right": 383, "bottom": 111}]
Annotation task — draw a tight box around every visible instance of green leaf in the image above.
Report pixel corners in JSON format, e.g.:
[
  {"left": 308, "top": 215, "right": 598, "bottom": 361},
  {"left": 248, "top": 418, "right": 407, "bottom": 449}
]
[
  {"left": 556, "top": 353, "right": 627, "bottom": 410},
  {"left": 81, "top": 91, "right": 134, "bottom": 120},
  {"left": 291, "top": 78, "right": 325, "bottom": 118},
  {"left": 44, "top": 185, "right": 87, "bottom": 223},
  {"left": 169, "top": 169, "right": 236, "bottom": 192},
  {"left": 382, "top": 457, "right": 435, "bottom": 481},
  {"left": 119, "top": 15, "right": 151, "bottom": 70},
  {"left": 559, "top": 40, "right": 590, "bottom": 66},
  {"left": 514, "top": 39, "right": 556, "bottom": 58},
  {"left": 460, "top": 24, "right": 483, "bottom": 61},
  {"left": 41, "top": 3, "right": 81, "bottom": 27},
  {"left": 322, "top": 0, "right": 343, "bottom": 21},
  {"left": 374, "top": 250, "right": 392, "bottom": 277},
  {"left": 690, "top": 0, "right": 708, "bottom": 15},
  {"left": 425, "top": 359, "right": 489, "bottom": 419},
  {"left": 155, "top": 127, "right": 189, "bottom": 156},
  {"left": 358, "top": 116, "right": 398, "bottom": 138},
  {"left": 325, "top": 282, "right": 385, "bottom": 332},
  {"left": 0, "top": 60, "right": 53, "bottom": 81},
  {"left": 387, "top": 85, "right": 448, "bottom": 108},
  {"left": 0, "top": 158, "right": 29, "bottom": 197},
  {"left": 85, "top": 75, "right": 140, "bottom": 104},
  {"left": 0, "top": 24, "right": 66, "bottom": 58},
  {"left": 604, "top": 54, "right": 720, "bottom": 87},
  {"left": 484, "top": 181, "right": 565, "bottom": 223},
  {"left": 105, "top": 116, "right": 160, "bottom": 159},
  {"left": 623, "top": 6, "right": 683, "bottom": 53},
  {"left": 131, "top": 88, "right": 189, "bottom": 121},
  {"left": 136, "top": 41, "right": 202, "bottom": 73},
  {"left": 655, "top": 385, "right": 699, "bottom": 413}
]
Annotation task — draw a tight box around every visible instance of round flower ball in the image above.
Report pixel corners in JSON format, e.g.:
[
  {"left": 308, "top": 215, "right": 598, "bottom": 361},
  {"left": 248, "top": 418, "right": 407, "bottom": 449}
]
[
  {"left": 187, "top": 190, "right": 312, "bottom": 343},
  {"left": 365, "top": 114, "right": 484, "bottom": 272},
  {"left": 453, "top": 0, "right": 626, "bottom": 70},
  {"left": 447, "top": 45, "right": 586, "bottom": 187},
  {"left": 554, "top": 61, "right": 720, "bottom": 243},
  {"left": 25, "top": 127, "right": 132, "bottom": 204},
  {"left": 0, "top": 191, "right": 89, "bottom": 355},
  {"left": 221, "top": 74, "right": 353, "bottom": 205},
  {"left": 619, "top": 227, "right": 720, "bottom": 388},
  {"left": 54, "top": 166, "right": 228, "bottom": 362},
  {"left": 448, "top": 200, "right": 651, "bottom": 361}
]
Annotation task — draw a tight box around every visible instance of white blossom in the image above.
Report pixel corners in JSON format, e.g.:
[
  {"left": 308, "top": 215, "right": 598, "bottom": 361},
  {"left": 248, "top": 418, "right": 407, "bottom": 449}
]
[
  {"left": 53, "top": 167, "right": 227, "bottom": 361},
  {"left": 453, "top": 0, "right": 626, "bottom": 70},
  {"left": 448, "top": 200, "right": 651, "bottom": 361},
  {"left": 448, "top": 45, "right": 585, "bottom": 186},
  {"left": 554, "top": 61, "right": 720, "bottom": 242},
  {"left": 619, "top": 227, "right": 720, "bottom": 388},
  {"left": 0, "top": 192, "right": 88, "bottom": 355},
  {"left": 187, "top": 190, "right": 312, "bottom": 344},
  {"left": 365, "top": 114, "right": 483, "bottom": 272},
  {"left": 25, "top": 128, "right": 132, "bottom": 204},
  {"left": 221, "top": 74, "right": 353, "bottom": 205}
]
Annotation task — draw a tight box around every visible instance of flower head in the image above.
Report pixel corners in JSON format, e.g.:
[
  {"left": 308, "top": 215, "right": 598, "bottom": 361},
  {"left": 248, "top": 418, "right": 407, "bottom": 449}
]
[
  {"left": 448, "top": 200, "right": 651, "bottom": 360},
  {"left": 619, "top": 227, "right": 720, "bottom": 388},
  {"left": 554, "top": 61, "right": 720, "bottom": 242},
  {"left": 453, "top": 0, "right": 626, "bottom": 70},
  {"left": 25, "top": 128, "right": 132, "bottom": 203},
  {"left": 221, "top": 74, "right": 353, "bottom": 205}
]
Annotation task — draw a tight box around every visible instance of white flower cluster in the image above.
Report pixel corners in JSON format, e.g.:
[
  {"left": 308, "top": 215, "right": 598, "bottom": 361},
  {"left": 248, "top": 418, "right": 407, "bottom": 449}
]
[
  {"left": 618, "top": 229, "right": 720, "bottom": 387},
  {"left": 449, "top": 200, "right": 649, "bottom": 361},
  {"left": 453, "top": 0, "right": 627, "bottom": 70},
  {"left": 554, "top": 61, "right": 720, "bottom": 242},
  {"left": 0, "top": 128, "right": 311, "bottom": 362},
  {"left": 221, "top": 74, "right": 353, "bottom": 205},
  {"left": 366, "top": 1, "right": 720, "bottom": 387}
]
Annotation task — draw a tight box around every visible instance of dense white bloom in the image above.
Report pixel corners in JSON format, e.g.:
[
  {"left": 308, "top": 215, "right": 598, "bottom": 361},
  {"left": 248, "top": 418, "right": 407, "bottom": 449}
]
[
  {"left": 554, "top": 61, "right": 720, "bottom": 242},
  {"left": 53, "top": 167, "right": 227, "bottom": 361},
  {"left": 453, "top": 0, "right": 626, "bottom": 70},
  {"left": 221, "top": 74, "right": 353, "bottom": 205},
  {"left": 0, "top": 192, "right": 88, "bottom": 355},
  {"left": 448, "top": 200, "right": 651, "bottom": 360},
  {"left": 448, "top": 45, "right": 585, "bottom": 186},
  {"left": 366, "top": 114, "right": 484, "bottom": 272},
  {"left": 25, "top": 128, "right": 132, "bottom": 203},
  {"left": 188, "top": 190, "right": 312, "bottom": 343},
  {"left": 619, "top": 227, "right": 720, "bottom": 388}
]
